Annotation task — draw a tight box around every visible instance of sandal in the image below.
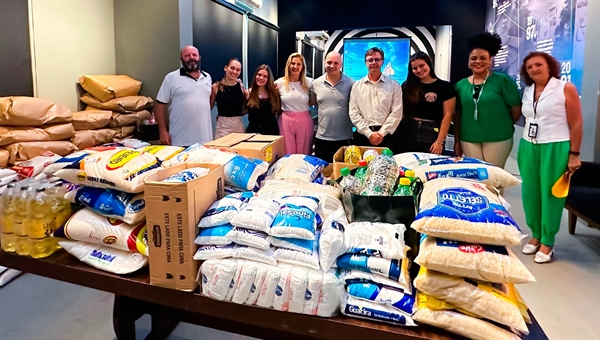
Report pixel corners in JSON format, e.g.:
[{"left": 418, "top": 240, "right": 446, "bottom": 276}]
[
  {"left": 534, "top": 250, "right": 554, "bottom": 264},
  {"left": 522, "top": 243, "right": 540, "bottom": 255}
]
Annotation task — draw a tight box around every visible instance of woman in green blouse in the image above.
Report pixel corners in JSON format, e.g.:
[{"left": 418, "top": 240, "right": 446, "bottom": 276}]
[{"left": 454, "top": 33, "right": 522, "bottom": 168}]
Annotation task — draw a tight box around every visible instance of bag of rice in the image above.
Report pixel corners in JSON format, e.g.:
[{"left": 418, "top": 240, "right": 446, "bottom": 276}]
[
  {"left": 54, "top": 209, "right": 148, "bottom": 255},
  {"left": 393, "top": 152, "right": 447, "bottom": 167},
  {"left": 270, "top": 196, "right": 319, "bottom": 240},
  {"left": 415, "top": 236, "right": 535, "bottom": 284},
  {"left": 193, "top": 244, "right": 237, "bottom": 260},
  {"left": 319, "top": 207, "right": 347, "bottom": 272},
  {"left": 108, "top": 110, "right": 151, "bottom": 128},
  {"left": 140, "top": 145, "right": 184, "bottom": 162},
  {"left": 412, "top": 178, "right": 524, "bottom": 246},
  {"left": 71, "top": 110, "right": 112, "bottom": 130},
  {"left": 198, "top": 192, "right": 254, "bottom": 228},
  {"left": 230, "top": 197, "right": 280, "bottom": 233},
  {"left": 266, "top": 154, "right": 328, "bottom": 183},
  {"left": 195, "top": 224, "right": 233, "bottom": 246},
  {"left": 80, "top": 93, "right": 153, "bottom": 112},
  {"left": 11, "top": 152, "right": 62, "bottom": 179},
  {"left": 339, "top": 268, "right": 412, "bottom": 294},
  {"left": 404, "top": 157, "right": 520, "bottom": 188},
  {"left": 341, "top": 293, "right": 416, "bottom": 326},
  {"left": 72, "top": 129, "right": 116, "bottom": 149},
  {"left": 79, "top": 75, "right": 142, "bottom": 102},
  {"left": 227, "top": 228, "right": 270, "bottom": 250},
  {"left": 58, "top": 240, "right": 148, "bottom": 274},
  {"left": 336, "top": 254, "right": 411, "bottom": 286},
  {"left": 65, "top": 186, "right": 145, "bottom": 224},
  {"left": 43, "top": 149, "right": 103, "bottom": 176},
  {"left": 168, "top": 145, "right": 267, "bottom": 190},
  {"left": 413, "top": 292, "right": 521, "bottom": 340},
  {"left": 347, "top": 282, "right": 414, "bottom": 315},
  {"left": 413, "top": 267, "right": 529, "bottom": 333},
  {"left": 0, "top": 124, "right": 75, "bottom": 146},
  {"left": 342, "top": 222, "right": 407, "bottom": 259},
  {"left": 5, "top": 141, "right": 78, "bottom": 165},
  {"left": 0, "top": 96, "right": 72, "bottom": 127},
  {"left": 53, "top": 148, "right": 162, "bottom": 193},
  {"left": 258, "top": 180, "right": 343, "bottom": 221}
]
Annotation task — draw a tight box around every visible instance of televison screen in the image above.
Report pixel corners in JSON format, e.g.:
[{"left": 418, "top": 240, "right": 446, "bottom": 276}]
[{"left": 343, "top": 37, "right": 411, "bottom": 84}]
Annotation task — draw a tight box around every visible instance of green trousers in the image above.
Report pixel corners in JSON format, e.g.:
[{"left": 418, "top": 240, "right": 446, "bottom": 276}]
[{"left": 517, "top": 139, "right": 570, "bottom": 246}]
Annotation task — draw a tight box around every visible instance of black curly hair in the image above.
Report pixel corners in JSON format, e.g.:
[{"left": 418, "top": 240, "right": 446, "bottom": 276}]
[{"left": 466, "top": 32, "right": 503, "bottom": 57}]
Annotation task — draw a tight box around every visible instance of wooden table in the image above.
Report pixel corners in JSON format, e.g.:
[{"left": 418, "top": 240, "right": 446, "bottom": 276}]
[{"left": 0, "top": 249, "right": 548, "bottom": 340}]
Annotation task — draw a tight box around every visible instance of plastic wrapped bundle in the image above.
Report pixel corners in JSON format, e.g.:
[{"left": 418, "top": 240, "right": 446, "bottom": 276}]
[{"left": 360, "top": 149, "right": 398, "bottom": 196}]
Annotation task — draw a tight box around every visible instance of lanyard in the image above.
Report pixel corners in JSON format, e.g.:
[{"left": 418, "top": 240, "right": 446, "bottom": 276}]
[
  {"left": 533, "top": 84, "right": 544, "bottom": 120},
  {"left": 472, "top": 71, "right": 489, "bottom": 121}
]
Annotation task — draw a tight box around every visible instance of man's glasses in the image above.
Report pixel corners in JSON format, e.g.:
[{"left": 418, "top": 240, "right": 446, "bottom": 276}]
[
  {"left": 473, "top": 84, "right": 482, "bottom": 100},
  {"left": 366, "top": 58, "right": 383, "bottom": 64}
]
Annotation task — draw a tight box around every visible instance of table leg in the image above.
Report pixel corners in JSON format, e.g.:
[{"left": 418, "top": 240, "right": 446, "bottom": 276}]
[
  {"left": 113, "top": 295, "right": 144, "bottom": 340},
  {"left": 144, "top": 315, "right": 179, "bottom": 340}
]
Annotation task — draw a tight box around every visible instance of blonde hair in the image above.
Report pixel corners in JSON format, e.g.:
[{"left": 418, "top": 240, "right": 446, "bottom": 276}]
[{"left": 283, "top": 53, "right": 310, "bottom": 93}]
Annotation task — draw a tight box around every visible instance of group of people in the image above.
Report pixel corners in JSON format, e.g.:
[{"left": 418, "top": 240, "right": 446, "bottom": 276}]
[{"left": 154, "top": 32, "right": 583, "bottom": 263}]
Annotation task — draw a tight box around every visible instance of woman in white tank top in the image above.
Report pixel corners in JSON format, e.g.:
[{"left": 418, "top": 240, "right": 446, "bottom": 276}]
[{"left": 517, "top": 52, "right": 583, "bottom": 263}]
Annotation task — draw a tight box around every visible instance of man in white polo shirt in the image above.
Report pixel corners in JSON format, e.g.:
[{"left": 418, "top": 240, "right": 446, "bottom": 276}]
[{"left": 155, "top": 45, "right": 213, "bottom": 147}]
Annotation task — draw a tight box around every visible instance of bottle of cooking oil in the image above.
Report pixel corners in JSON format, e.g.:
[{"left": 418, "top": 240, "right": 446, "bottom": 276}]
[
  {"left": 47, "top": 184, "right": 71, "bottom": 251},
  {"left": 1, "top": 183, "right": 18, "bottom": 252},
  {"left": 14, "top": 184, "right": 32, "bottom": 256},
  {"left": 28, "top": 187, "right": 55, "bottom": 259}
]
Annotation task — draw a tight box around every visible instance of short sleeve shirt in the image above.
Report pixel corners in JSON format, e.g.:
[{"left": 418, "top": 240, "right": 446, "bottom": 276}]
[
  {"left": 275, "top": 77, "right": 313, "bottom": 112},
  {"left": 454, "top": 72, "right": 521, "bottom": 143},
  {"left": 311, "top": 73, "right": 355, "bottom": 141},
  {"left": 156, "top": 68, "right": 213, "bottom": 146},
  {"left": 404, "top": 79, "right": 456, "bottom": 123}
]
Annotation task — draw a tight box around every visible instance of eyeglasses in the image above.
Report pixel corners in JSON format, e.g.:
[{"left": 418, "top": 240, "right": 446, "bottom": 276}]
[{"left": 366, "top": 58, "right": 383, "bottom": 64}]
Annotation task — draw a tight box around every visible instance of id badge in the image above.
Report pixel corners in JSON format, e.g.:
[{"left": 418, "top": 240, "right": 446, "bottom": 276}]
[{"left": 528, "top": 123, "right": 539, "bottom": 138}]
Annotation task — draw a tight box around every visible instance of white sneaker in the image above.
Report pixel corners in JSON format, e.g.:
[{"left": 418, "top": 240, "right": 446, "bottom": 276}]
[
  {"left": 534, "top": 250, "right": 554, "bottom": 264},
  {"left": 522, "top": 243, "right": 540, "bottom": 255}
]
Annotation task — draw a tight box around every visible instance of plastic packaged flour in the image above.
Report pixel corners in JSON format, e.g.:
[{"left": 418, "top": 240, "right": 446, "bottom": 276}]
[
  {"left": 273, "top": 232, "right": 320, "bottom": 270},
  {"left": 232, "top": 261, "right": 259, "bottom": 304},
  {"left": 193, "top": 244, "right": 237, "bottom": 260},
  {"left": 270, "top": 196, "right": 319, "bottom": 240},
  {"left": 317, "top": 269, "right": 343, "bottom": 317},
  {"left": 245, "top": 265, "right": 269, "bottom": 305},
  {"left": 336, "top": 254, "right": 411, "bottom": 285},
  {"left": 58, "top": 240, "right": 148, "bottom": 274},
  {"left": 194, "top": 224, "right": 233, "bottom": 245},
  {"left": 266, "top": 154, "right": 328, "bottom": 183},
  {"left": 342, "top": 222, "right": 407, "bottom": 259},
  {"left": 198, "top": 191, "right": 254, "bottom": 228},
  {"left": 53, "top": 148, "right": 162, "bottom": 193},
  {"left": 347, "top": 283, "right": 415, "bottom": 315},
  {"left": 303, "top": 268, "right": 323, "bottom": 315},
  {"left": 54, "top": 209, "right": 148, "bottom": 255},
  {"left": 338, "top": 269, "right": 412, "bottom": 294},
  {"left": 161, "top": 167, "right": 210, "bottom": 183},
  {"left": 341, "top": 294, "right": 416, "bottom": 326},
  {"left": 230, "top": 197, "right": 280, "bottom": 234},
  {"left": 319, "top": 208, "right": 347, "bottom": 271},
  {"left": 412, "top": 178, "right": 524, "bottom": 246},
  {"left": 227, "top": 228, "right": 270, "bottom": 250},
  {"left": 268, "top": 236, "right": 313, "bottom": 254},
  {"left": 65, "top": 186, "right": 145, "bottom": 224}
]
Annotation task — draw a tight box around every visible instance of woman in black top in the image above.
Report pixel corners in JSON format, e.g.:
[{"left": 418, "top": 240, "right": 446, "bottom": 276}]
[
  {"left": 398, "top": 51, "right": 456, "bottom": 154},
  {"left": 245, "top": 65, "right": 281, "bottom": 135},
  {"left": 211, "top": 58, "right": 246, "bottom": 139}
]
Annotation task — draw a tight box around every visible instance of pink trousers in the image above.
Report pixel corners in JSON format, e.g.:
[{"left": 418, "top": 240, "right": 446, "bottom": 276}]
[{"left": 278, "top": 110, "right": 314, "bottom": 155}]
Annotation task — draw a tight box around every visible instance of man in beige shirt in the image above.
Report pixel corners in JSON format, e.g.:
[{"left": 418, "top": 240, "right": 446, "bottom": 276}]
[{"left": 349, "top": 47, "right": 403, "bottom": 152}]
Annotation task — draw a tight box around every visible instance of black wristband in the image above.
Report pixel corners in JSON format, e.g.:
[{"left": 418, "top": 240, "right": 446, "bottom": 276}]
[{"left": 569, "top": 151, "right": 580, "bottom": 156}]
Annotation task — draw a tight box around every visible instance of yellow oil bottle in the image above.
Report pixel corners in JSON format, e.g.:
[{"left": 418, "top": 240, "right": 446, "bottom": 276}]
[
  {"left": 1, "top": 183, "right": 18, "bottom": 252},
  {"left": 14, "top": 185, "right": 32, "bottom": 256},
  {"left": 27, "top": 187, "right": 55, "bottom": 259}
]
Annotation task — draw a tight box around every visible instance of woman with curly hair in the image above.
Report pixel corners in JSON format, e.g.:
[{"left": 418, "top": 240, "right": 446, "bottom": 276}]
[
  {"left": 453, "top": 33, "right": 521, "bottom": 167},
  {"left": 518, "top": 51, "right": 583, "bottom": 263}
]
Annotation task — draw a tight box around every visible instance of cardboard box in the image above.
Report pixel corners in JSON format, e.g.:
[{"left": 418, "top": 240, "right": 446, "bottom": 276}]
[
  {"left": 204, "top": 133, "right": 285, "bottom": 165},
  {"left": 144, "top": 163, "right": 224, "bottom": 291},
  {"left": 332, "top": 146, "right": 388, "bottom": 180}
]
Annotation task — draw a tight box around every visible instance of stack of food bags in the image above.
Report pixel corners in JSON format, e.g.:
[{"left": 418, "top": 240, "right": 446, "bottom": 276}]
[
  {"left": 411, "top": 177, "right": 534, "bottom": 340},
  {"left": 47, "top": 146, "right": 184, "bottom": 274},
  {"left": 0, "top": 97, "right": 77, "bottom": 165},
  {"left": 70, "top": 109, "right": 116, "bottom": 149},
  {"left": 78, "top": 75, "right": 153, "bottom": 141}
]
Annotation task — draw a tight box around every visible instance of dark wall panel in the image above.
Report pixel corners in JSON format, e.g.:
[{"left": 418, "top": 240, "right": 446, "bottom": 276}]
[
  {"left": 301, "top": 42, "right": 314, "bottom": 78},
  {"left": 0, "top": 0, "right": 34, "bottom": 96},
  {"left": 314, "top": 49, "right": 323, "bottom": 79},
  {"left": 248, "top": 17, "right": 278, "bottom": 82},
  {"left": 278, "top": 0, "right": 487, "bottom": 84},
  {"left": 193, "top": 0, "right": 243, "bottom": 82}
]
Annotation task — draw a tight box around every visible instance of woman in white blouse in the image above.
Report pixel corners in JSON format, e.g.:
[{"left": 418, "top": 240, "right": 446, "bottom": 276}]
[
  {"left": 275, "top": 53, "right": 315, "bottom": 155},
  {"left": 518, "top": 51, "right": 583, "bottom": 264}
]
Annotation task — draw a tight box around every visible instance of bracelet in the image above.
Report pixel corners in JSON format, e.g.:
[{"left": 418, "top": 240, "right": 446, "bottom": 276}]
[
  {"left": 435, "top": 141, "right": 444, "bottom": 146},
  {"left": 569, "top": 151, "right": 580, "bottom": 156}
]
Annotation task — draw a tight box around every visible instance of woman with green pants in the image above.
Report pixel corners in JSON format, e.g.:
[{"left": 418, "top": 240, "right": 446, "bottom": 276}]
[{"left": 518, "top": 52, "right": 583, "bottom": 264}]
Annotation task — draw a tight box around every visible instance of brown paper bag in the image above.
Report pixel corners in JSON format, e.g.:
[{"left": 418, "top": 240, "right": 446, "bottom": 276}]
[
  {"left": 72, "top": 129, "right": 116, "bottom": 149},
  {"left": 0, "top": 97, "right": 72, "bottom": 126},
  {"left": 110, "top": 126, "right": 136, "bottom": 139},
  {"left": 5, "top": 141, "right": 78, "bottom": 165},
  {"left": 72, "top": 110, "right": 112, "bottom": 130},
  {"left": 0, "top": 124, "right": 75, "bottom": 146},
  {"left": 0, "top": 148, "right": 8, "bottom": 168},
  {"left": 78, "top": 75, "right": 142, "bottom": 102},
  {"left": 81, "top": 93, "right": 153, "bottom": 113},
  {"left": 108, "top": 110, "right": 151, "bottom": 127}
]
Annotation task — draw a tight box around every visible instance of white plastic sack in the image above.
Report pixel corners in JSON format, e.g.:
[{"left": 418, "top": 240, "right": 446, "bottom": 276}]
[
  {"left": 227, "top": 228, "right": 270, "bottom": 250},
  {"left": 270, "top": 196, "right": 319, "bottom": 240},
  {"left": 58, "top": 240, "right": 148, "bottom": 274},
  {"left": 198, "top": 192, "right": 254, "bottom": 228},
  {"left": 319, "top": 207, "right": 348, "bottom": 271},
  {"left": 194, "top": 224, "right": 233, "bottom": 246},
  {"left": 343, "top": 222, "right": 407, "bottom": 259},
  {"left": 266, "top": 154, "right": 328, "bottom": 183},
  {"left": 230, "top": 197, "right": 280, "bottom": 234},
  {"left": 341, "top": 294, "right": 416, "bottom": 326},
  {"left": 65, "top": 186, "right": 145, "bottom": 224}
]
